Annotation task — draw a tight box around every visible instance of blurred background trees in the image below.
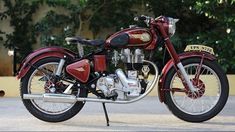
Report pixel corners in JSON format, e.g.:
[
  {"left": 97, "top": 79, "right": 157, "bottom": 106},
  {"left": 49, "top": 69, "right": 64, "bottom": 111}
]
[{"left": 0, "top": 0, "right": 235, "bottom": 74}]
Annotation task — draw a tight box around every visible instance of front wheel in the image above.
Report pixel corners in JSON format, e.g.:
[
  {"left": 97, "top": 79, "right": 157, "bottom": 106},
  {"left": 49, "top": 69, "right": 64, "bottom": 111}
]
[{"left": 164, "top": 57, "right": 229, "bottom": 122}]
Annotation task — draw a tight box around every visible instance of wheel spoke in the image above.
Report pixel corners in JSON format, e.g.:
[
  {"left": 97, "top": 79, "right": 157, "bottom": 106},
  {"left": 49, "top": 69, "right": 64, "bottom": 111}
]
[
  {"left": 28, "top": 62, "right": 76, "bottom": 115},
  {"left": 180, "top": 95, "right": 187, "bottom": 108},
  {"left": 201, "top": 98, "right": 204, "bottom": 112}
]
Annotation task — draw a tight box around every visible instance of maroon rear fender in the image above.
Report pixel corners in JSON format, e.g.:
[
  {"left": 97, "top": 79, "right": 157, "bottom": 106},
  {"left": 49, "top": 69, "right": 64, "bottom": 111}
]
[
  {"left": 158, "top": 51, "right": 216, "bottom": 103},
  {"left": 17, "top": 47, "right": 76, "bottom": 79}
]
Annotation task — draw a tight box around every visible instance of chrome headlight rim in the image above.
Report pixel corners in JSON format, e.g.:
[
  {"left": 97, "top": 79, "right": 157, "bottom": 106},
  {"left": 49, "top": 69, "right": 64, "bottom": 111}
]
[{"left": 167, "top": 17, "right": 179, "bottom": 37}]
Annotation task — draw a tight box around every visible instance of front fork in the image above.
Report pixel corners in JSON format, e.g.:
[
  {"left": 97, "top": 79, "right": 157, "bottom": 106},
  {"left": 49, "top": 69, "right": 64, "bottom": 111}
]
[
  {"left": 163, "top": 41, "right": 197, "bottom": 92},
  {"left": 158, "top": 24, "right": 198, "bottom": 92},
  {"left": 176, "top": 63, "right": 197, "bottom": 92},
  {"left": 163, "top": 38, "right": 198, "bottom": 91}
]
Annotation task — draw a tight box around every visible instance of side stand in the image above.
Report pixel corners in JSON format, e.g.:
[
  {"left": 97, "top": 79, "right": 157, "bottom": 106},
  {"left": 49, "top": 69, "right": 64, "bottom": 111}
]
[{"left": 102, "top": 103, "right": 110, "bottom": 126}]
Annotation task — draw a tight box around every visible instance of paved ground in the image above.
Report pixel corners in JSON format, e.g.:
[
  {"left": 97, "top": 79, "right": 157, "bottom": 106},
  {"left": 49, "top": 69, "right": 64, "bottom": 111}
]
[{"left": 0, "top": 96, "right": 235, "bottom": 131}]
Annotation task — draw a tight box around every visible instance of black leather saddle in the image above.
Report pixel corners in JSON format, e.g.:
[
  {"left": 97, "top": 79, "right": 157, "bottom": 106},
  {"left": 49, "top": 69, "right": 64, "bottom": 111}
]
[{"left": 65, "top": 37, "right": 105, "bottom": 46}]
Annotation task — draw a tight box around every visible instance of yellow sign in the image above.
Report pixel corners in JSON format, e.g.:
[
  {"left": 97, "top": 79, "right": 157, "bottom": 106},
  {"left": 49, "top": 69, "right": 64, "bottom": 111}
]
[{"left": 184, "top": 45, "right": 215, "bottom": 55}]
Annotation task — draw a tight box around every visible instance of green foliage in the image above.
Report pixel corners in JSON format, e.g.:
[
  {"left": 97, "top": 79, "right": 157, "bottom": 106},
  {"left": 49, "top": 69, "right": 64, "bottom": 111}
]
[
  {"left": 189, "top": 0, "right": 235, "bottom": 73},
  {"left": 1, "top": 0, "right": 235, "bottom": 73},
  {"left": 34, "top": 0, "right": 136, "bottom": 53},
  {"left": 34, "top": 10, "right": 74, "bottom": 45},
  {"left": 0, "top": 30, "right": 4, "bottom": 41},
  {"left": 0, "top": 0, "right": 41, "bottom": 62},
  {"left": 33, "top": 1, "right": 78, "bottom": 52},
  {"left": 146, "top": 0, "right": 235, "bottom": 73},
  {"left": 88, "top": 0, "right": 135, "bottom": 36}
]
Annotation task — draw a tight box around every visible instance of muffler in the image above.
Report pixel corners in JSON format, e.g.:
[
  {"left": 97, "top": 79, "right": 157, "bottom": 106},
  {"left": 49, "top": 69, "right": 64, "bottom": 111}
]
[{"left": 24, "top": 93, "right": 77, "bottom": 103}]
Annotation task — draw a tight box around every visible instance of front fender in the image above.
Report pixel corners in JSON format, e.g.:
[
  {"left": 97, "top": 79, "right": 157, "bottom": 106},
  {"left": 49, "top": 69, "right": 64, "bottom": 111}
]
[
  {"left": 17, "top": 47, "right": 76, "bottom": 79},
  {"left": 158, "top": 51, "right": 216, "bottom": 103}
]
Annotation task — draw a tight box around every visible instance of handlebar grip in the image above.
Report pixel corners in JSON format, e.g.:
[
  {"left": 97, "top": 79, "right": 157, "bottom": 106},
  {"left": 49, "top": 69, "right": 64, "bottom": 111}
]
[
  {"left": 134, "top": 15, "right": 147, "bottom": 22},
  {"left": 139, "top": 16, "right": 147, "bottom": 21}
]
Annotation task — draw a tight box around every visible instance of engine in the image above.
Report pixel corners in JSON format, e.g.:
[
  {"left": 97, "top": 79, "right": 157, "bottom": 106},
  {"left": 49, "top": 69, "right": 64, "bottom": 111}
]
[
  {"left": 96, "top": 48, "right": 149, "bottom": 99},
  {"left": 112, "top": 48, "right": 144, "bottom": 66}
]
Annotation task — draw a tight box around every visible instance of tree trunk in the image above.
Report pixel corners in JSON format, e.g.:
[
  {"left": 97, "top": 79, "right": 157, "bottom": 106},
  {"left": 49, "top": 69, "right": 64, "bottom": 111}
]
[{"left": 77, "top": 14, "right": 84, "bottom": 57}]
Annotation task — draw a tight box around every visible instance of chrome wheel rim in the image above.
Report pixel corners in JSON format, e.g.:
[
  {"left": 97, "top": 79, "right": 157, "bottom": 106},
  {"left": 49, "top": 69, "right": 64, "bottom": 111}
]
[
  {"left": 27, "top": 62, "right": 76, "bottom": 115},
  {"left": 170, "top": 63, "right": 221, "bottom": 115}
]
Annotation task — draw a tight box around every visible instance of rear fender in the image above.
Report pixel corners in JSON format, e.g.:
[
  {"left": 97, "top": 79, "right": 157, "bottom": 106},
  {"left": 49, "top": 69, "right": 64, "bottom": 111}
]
[
  {"left": 17, "top": 47, "right": 76, "bottom": 79},
  {"left": 158, "top": 51, "right": 216, "bottom": 103}
]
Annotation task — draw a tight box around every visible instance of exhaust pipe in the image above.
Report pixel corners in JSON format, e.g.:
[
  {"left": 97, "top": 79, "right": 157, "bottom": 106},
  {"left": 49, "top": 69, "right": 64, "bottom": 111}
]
[
  {"left": 23, "top": 93, "right": 132, "bottom": 104},
  {"left": 0, "top": 90, "right": 5, "bottom": 97},
  {"left": 24, "top": 93, "right": 77, "bottom": 103},
  {"left": 43, "top": 94, "right": 77, "bottom": 103}
]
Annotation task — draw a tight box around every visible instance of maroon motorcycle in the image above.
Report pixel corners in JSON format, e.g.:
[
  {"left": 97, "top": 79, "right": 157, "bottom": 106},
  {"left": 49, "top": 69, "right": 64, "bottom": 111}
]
[{"left": 18, "top": 15, "right": 229, "bottom": 126}]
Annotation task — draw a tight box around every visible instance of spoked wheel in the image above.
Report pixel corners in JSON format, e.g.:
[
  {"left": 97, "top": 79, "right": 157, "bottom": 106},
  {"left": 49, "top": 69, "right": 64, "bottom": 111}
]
[
  {"left": 20, "top": 57, "right": 88, "bottom": 122},
  {"left": 164, "top": 58, "right": 229, "bottom": 122}
]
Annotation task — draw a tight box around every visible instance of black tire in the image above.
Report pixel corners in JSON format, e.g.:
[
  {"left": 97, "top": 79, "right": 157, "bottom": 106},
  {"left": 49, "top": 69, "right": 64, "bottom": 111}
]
[
  {"left": 164, "top": 57, "right": 229, "bottom": 122},
  {"left": 20, "top": 57, "right": 88, "bottom": 122}
]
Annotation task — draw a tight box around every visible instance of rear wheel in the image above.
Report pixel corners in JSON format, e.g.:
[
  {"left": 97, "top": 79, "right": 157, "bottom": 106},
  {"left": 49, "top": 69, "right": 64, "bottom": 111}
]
[
  {"left": 164, "top": 58, "right": 229, "bottom": 122},
  {"left": 20, "top": 57, "right": 88, "bottom": 122}
]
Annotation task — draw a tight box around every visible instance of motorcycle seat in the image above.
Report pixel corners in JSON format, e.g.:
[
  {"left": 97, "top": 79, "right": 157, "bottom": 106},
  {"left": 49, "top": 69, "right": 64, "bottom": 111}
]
[{"left": 65, "top": 37, "right": 105, "bottom": 46}]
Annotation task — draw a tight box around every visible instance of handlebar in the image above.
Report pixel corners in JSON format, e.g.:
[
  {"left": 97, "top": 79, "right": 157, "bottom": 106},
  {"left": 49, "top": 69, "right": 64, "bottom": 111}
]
[
  {"left": 134, "top": 15, "right": 147, "bottom": 21},
  {"left": 134, "top": 15, "right": 153, "bottom": 26}
]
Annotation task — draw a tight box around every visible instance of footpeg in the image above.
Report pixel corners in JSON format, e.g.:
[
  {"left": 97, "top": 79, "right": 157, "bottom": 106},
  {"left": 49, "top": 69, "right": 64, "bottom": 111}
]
[{"left": 105, "top": 91, "right": 118, "bottom": 100}]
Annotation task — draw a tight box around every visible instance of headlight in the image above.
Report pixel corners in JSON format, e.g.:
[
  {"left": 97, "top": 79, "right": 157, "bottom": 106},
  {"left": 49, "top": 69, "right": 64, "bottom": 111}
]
[{"left": 167, "top": 17, "right": 179, "bottom": 37}]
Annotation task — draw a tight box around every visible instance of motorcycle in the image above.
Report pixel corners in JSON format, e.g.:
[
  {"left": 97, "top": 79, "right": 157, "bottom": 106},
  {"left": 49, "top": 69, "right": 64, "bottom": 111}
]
[{"left": 18, "top": 15, "right": 229, "bottom": 126}]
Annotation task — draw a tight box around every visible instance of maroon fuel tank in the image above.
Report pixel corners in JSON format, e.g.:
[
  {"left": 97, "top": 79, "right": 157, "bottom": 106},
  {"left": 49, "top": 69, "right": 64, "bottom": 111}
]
[{"left": 105, "top": 27, "right": 156, "bottom": 49}]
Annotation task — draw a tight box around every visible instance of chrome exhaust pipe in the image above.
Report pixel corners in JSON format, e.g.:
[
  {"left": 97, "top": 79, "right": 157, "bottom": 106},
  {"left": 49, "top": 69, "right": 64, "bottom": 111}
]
[
  {"left": 23, "top": 93, "right": 137, "bottom": 104},
  {"left": 43, "top": 93, "right": 76, "bottom": 103},
  {"left": 23, "top": 93, "right": 77, "bottom": 103},
  {"left": 23, "top": 93, "right": 116, "bottom": 103}
]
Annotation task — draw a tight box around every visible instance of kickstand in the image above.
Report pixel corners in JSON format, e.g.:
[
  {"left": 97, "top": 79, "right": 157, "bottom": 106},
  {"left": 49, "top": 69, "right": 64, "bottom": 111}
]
[{"left": 102, "top": 103, "right": 110, "bottom": 126}]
